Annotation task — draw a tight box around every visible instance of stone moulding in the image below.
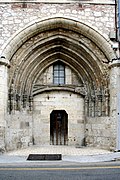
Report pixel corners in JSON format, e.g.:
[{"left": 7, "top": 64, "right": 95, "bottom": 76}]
[{"left": 32, "top": 84, "right": 86, "bottom": 96}]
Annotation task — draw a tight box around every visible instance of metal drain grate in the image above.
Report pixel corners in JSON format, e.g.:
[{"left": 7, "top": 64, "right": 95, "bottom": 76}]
[{"left": 27, "top": 154, "right": 62, "bottom": 161}]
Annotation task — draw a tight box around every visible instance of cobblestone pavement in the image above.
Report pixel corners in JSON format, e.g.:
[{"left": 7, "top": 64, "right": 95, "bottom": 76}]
[{"left": 6, "top": 145, "right": 111, "bottom": 156}]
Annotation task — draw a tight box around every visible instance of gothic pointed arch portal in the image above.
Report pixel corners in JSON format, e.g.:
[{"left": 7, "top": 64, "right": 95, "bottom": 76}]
[{"left": 3, "top": 17, "right": 115, "bottom": 149}]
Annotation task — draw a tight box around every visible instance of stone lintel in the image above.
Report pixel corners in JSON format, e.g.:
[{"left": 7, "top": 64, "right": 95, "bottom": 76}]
[{"left": 33, "top": 84, "right": 86, "bottom": 96}]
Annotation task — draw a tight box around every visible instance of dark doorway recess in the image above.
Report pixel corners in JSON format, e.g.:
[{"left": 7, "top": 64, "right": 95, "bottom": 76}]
[{"left": 50, "top": 110, "right": 68, "bottom": 145}]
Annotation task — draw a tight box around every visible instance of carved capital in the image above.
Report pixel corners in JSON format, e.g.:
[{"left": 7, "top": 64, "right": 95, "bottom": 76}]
[{"left": 75, "top": 86, "right": 86, "bottom": 95}]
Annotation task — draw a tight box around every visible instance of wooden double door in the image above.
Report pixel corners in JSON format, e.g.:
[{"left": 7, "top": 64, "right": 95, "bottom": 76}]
[{"left": 50, "top": 110, "right": 68, "bottom": 145}]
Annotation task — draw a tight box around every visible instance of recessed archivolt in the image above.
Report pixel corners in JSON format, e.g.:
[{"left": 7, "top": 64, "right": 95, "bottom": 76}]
[
  {"left": 13, "top": 46, "right": 102, "bottom": 95},
  {"left": 9, "top": 31, "right": 104, "bottom": 72},
  {"left": 22, "top": 53, "right": 92, "bottom": 95},
  {"left": 10, "top": 34, "right": 108, "bottom": 93},
  {"left": 6, "top": 17, "right": 113, "bottom": 116}
]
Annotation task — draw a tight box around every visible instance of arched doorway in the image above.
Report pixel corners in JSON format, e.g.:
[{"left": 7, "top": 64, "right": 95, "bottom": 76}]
[
  {"left": 50, "top": 110, "right": 68, "bottom": 145},
  {"left": 3, "top": 17, "right": 116, "bottom": 150}
]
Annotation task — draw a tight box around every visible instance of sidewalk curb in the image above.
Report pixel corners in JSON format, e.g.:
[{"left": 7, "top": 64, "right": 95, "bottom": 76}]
[{"left": 0, "top": 152, "right": 120, "bottom": 164}]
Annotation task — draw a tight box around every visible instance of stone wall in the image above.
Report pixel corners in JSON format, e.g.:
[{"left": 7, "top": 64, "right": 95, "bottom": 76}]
[
  {"left": 109, "top": 62, "right": 120, "bottom": 150},
  {"left": 33, "top": 91, "right": 84, "bottom": 146},
  {"left": 85, "top": 116, "right": 116, "bottom": 150},
  {"left": 0, "top": 0, "right": 115, "bottom": 3},
  {"left": 5, "top": 90, "right": 85, "bottom": 150},
  {"left": 5, "top": 113, "right": 33, "bottom": 151},
  {"left": 0, "top": 58, "right": 9, "bottom": 153},
  {"left": 0, "top": 2, "right": 115, "bottom": 55}
]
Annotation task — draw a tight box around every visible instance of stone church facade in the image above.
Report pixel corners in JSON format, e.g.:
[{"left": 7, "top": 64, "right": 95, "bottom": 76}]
[{"left": 0, "top": 0, "right": 119, "bottom": 152}]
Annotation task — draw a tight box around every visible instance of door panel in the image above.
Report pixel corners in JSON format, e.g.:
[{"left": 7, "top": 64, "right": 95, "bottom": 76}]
[{"left": 50, "top": 110, "right": 68, "bottom": 145}]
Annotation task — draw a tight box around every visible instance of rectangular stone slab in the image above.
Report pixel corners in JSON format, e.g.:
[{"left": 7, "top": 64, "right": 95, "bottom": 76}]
[{"left": 27, "top": 154, "right": 62, "bottom": 161}]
